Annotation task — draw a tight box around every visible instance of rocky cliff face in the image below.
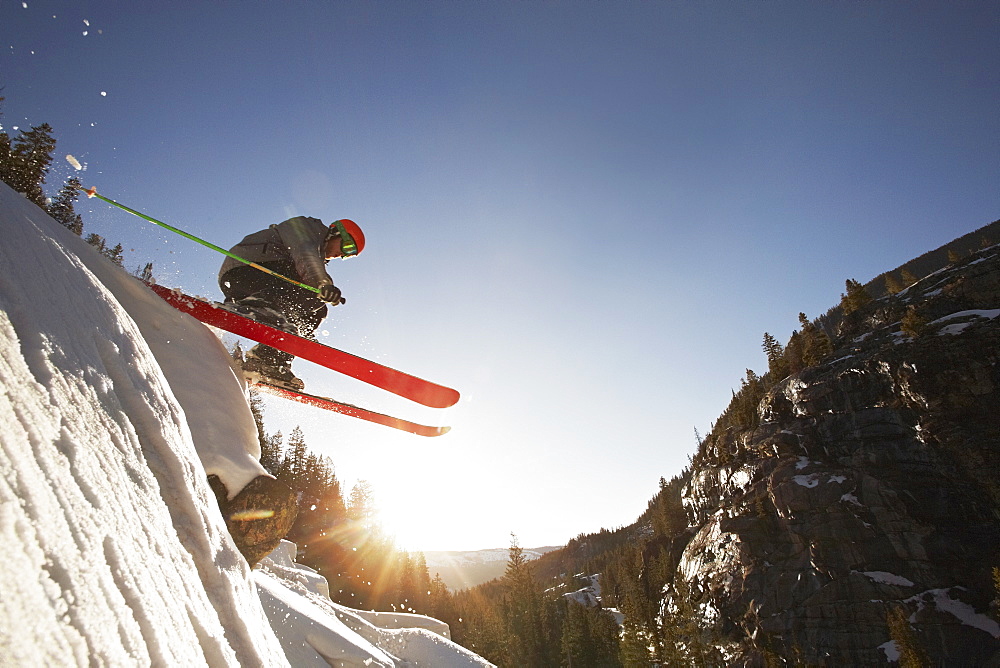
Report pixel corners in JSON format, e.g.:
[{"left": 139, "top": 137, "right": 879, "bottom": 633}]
[{"left": 672, "top": 246, "right": 1000, "bottom": 665}]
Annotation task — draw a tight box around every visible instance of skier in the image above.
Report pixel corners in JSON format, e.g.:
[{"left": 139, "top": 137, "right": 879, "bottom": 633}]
[{"left": 219, "top": 216, "right": 366, "bottom": 390}]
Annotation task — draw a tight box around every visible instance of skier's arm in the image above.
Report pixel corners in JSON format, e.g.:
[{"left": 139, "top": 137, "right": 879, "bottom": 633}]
[{"left": 274, "top": 217, "right": 335, "bottom": 290}]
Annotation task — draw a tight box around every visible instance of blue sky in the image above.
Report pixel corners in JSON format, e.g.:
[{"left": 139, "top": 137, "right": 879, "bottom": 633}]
[{"left": 4, "top": 0, "right": 998, "bottom": 551}]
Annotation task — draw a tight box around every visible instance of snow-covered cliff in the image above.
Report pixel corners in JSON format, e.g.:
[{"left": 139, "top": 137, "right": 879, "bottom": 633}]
[{"left": 0, "top": 181, "right": 491, "bottom": 667}]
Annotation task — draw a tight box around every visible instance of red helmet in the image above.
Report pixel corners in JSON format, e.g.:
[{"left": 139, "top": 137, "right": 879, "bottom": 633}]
[{"left": 329, "top": 219, "right": 366, "bottom": 257}]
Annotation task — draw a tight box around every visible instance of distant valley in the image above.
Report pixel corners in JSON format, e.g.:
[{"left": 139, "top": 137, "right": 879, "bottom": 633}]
[{"left": 423, "top": 546, "right": 561, "bottom": 591}]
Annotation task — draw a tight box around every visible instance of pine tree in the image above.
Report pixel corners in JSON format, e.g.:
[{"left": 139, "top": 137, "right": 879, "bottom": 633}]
[
  {"left": 735, "top": 368, "right": 763, "bottom": 431},
  {"left": 453, "top": 589, "right": 511, "bottom": 665},
  {"left": 428, "top": 573, "right": 455, "bottom": 621},
  {"left": 562, "top": 601, "right": 623, "bottom": 668},
  {"left": 299, "top": 478, "right": 348, "bottom": 587},
  {"left": 0, "top": 122, "right": 57, "bottom": 206},
  {"left": 394, "top": 553, "right": 412, "bottom": 611},
  {"left": 947, "top": 249, "right": 962, "bottom": 264},
  {"left": 650, "top": 475, "right": 686, "bottom": 539},
  {"left": 105, "top": 242, "right": 125, "bottom": 266},
  {"left": 500, "top": 534, "right": 548, "bottom": 667},
  {"left": 886, "top": 606, "right": 929, "bottom": 667},
  {"left": 247, "top": 388, "right": 282, "bottom": 473},
  {"left": 277, "top": 426, "right": 309, "bottom": 484},
  {"left": 798, "top": 312, "right": 832, "bottom": 367},
  {"left": 901, "top": 305, "right": 928, "bottom": 338},
  {"left": 617, "top": 545, "right": 662, "bottom": 662},
  {"left": 413, "top": 552, "right": 433, "bottom": 613},
  {"left": 84, "top": 234, "right": 124, "bottom": 266},
  {"left": 785, "top": 330, "right": 805, "bottom": 374},
  {"left": 901, "top": 268, "right": 919, "bottom": 286},
  {"left": 619, "top": 615, "right": 652, "bottom": 667},
  {"left": 347, "top": 480, "right": 378, "bottom": 532},
  {"left": 561, "top": 601, "right": 590, "bottom": 667},
  {"left": 840, "top": 278, "right": 872, "bottom": 315},
  {"left": 261, "top": 431, "right": 283, "bottom": 475},
  {"left": 586, "top": 605, "right": 623, "bottom": 668},
  {"left": 660, "top": 576, "right": 722, "bottom": 666},
  {"left": 47, "top": 176, "right": 84, "bottom": 235},
  {"left": 884, "top": 273, "right": 904, "bottom": 295},
  {"left": 85, "top": 232, "right": 107, "bottom": 255},
  {"left": 0, "top": 129, "right": 10, "bottom": 187},
  {"left": 0, "top": 95, "right": 10, "bottom": 149},
  {"left": 762, "top": 332, "right": 789, "bottom": 380}
]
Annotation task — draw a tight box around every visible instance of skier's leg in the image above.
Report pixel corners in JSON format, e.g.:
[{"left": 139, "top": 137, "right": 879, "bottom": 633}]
[
  {"left": 221, "top": 266, "right": 304, "bottom": 388},
  {"left": 220, "top": 266, "right": 294, "bottom": 331},
  {"left": 220, "top": 263, "right": 327, "bottom": 338}
]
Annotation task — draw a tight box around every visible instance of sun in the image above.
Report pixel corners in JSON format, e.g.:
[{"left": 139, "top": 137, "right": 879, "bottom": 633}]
[{"left": 343, "top": 420, "right": 506, "bottom": 553}]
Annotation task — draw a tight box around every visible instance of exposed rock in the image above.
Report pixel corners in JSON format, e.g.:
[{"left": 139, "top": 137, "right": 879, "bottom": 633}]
[
  {"left": 671, "top": 247, "right": 1000, "bottom": 665},
  {"left": 209, "top": 474, "right": 299, "bottom": 568}
]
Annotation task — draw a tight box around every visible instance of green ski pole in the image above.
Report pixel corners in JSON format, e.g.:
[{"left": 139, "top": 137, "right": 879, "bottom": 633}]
[{"left": 79, "top": 185, "right": 321, "bottom": 295}]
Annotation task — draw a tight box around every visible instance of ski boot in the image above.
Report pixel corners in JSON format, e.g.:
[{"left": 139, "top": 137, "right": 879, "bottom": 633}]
[{"left": 242, "top": 345, "right": 305, "bottom": 392}]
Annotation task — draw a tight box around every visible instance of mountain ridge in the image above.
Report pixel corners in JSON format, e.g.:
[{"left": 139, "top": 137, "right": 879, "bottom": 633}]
[
  {"left": 423, "top": 545, "right": 562, "bottom": 591},
  {"left": 500, "top": 217, "right": 1000, "bottom": 665},
  {"left": 535, "top": 216, "right": 1000, "bottom": 580}
]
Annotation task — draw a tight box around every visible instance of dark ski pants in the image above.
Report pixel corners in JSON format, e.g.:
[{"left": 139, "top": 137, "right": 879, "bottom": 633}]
[{"left": 219, "top": 263, "right": 328, "bottom": 365}]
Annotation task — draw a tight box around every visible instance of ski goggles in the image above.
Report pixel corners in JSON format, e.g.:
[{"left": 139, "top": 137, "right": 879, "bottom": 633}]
[{"left": 329, "top": 219, "right": 359, "bottom": 257}]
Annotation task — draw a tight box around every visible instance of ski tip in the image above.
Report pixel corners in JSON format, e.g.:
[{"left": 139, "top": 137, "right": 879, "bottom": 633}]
[
  {"left": 414, "top": 426, "right": 450, "bottom": 437},
  {"left": 395, "top": 420, "right": 451, "bottom": 438},
  {"left": 428, "top": 388, "right": 461, "bottom": 409}
]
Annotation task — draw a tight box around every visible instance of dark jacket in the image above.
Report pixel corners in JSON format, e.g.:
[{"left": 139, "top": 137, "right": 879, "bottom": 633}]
[{"left": 219, "top": 216, "right": 334, "bottom": 289}]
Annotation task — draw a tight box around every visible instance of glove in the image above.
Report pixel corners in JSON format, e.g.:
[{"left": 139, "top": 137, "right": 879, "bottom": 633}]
[{"left": 318, "top": 283, "right": 344, "bottom": 305}]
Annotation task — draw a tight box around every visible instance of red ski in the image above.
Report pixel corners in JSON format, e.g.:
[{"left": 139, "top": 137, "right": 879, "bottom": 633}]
[
  {"left": 146, "top": 283, "right": 460, "bottom": 409},
  {"left": 253, "top": 381, "right": 449, "bottom": 437}
]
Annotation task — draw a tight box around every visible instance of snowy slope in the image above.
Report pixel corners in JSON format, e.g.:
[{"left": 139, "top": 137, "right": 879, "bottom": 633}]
[{"left": 0, "top": 182, "right": 491, "bottom": 667}]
